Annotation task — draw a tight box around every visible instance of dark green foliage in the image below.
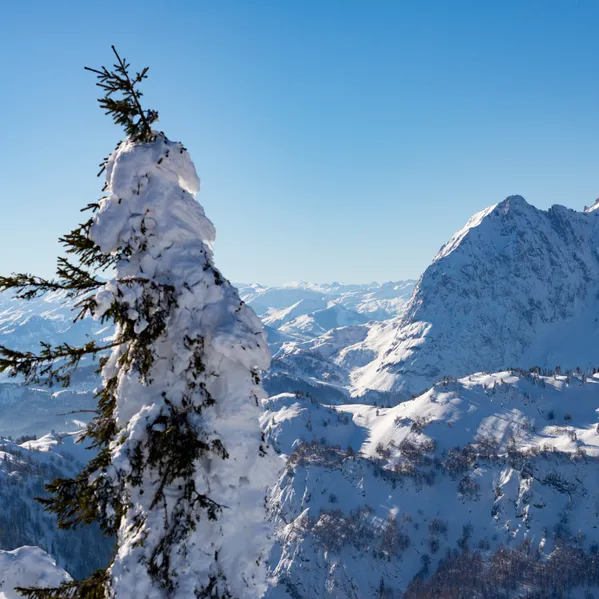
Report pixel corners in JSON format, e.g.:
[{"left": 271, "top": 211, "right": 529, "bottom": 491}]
[
  {"left": 16, "top": 570, "right": 109, "bottom": 599},
  {"left": 0, "top": 270, "right": 102, "bottom": 301},
  {"left": 85, "top": 46, "right": 158, "bottom": 146},
  {"left": 5, "top": 47, "right": 239, "bottom": 599},
  {"left": 0, "top": 442, "right": 112, "bottom": 584},
  {"left": 0, "top": 47, "right": 166, "bottom": 599},
  {"left": 0, "top": 340, "right": 121, "bottom": 388}
]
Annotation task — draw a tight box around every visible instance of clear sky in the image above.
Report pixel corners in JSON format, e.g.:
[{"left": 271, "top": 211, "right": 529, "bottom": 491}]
[{"left": 2, "top": 1, "right": 599, "bottom": 285}]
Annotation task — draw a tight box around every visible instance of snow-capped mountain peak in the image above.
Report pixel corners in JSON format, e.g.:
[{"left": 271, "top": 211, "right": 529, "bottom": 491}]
[
  {"left": 584, "top": 197, "right": 599, "bottom": 213},
  {"left": 350, "top": 195, "right": 599, "bottom": 400},
  {"left": 435, "top": 200, "right": 499, "bottom": 261}
]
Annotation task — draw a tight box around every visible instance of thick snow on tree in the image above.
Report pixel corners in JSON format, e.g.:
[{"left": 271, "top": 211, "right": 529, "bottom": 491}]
[
  {"left": 90, "top": 134, "right": 275, "bottom": 598},
  {"left": 0, "top": 48, "right": 276, "bottom": 599}
]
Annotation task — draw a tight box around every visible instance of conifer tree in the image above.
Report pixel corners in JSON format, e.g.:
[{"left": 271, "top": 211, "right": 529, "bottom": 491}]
[{"left": 3, "top": 46, "right": 275, "bottom": 599}]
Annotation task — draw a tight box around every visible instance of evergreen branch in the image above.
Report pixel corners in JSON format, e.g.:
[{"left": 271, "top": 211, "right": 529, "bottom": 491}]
[
  {"left": 84, "top": 46, "right": 158, "bottom": 143},
  {"left": 56, "top": 258, "right": 104, "bottom": 288},
  {"left": 38, "top": 432, "right": 120, "bottom": 531},
  {"left": 72, "top": 295, "right": 98, "bottom": 323},
  {"left": 39, "top": 473, "right": 104, "bottom": 529},
  {"left": 0, "top": 339, "right": 123, "bottom": 387},
  {"left": 16, "top": 569, "right": 109, "bottom": 599},
  {"left": 110, "top": 45, "right": 152, "bottom": 138},
  {"left": 59, "top": 223, "right": 95, "bottom": 254},
  {"left": 0, "top": 274, "right": 101, "bottom": 300},
  {"left": 59, "top": 222, "right": 116, "bottom": 271}
]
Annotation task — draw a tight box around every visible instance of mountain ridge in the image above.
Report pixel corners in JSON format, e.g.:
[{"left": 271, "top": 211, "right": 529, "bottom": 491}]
[{"left": 349, "top": 195, "right": 599, "bottom": 400}]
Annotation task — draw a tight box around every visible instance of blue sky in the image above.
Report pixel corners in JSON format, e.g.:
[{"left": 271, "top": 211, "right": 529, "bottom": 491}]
[{"left": 2, "top": 1, "right": 599, "bottom": 285}]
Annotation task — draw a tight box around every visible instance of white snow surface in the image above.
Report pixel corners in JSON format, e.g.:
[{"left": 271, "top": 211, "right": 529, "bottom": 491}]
[
  {"left": 584, "top": 197, "right": 599, "bottom": 213},
  {"left": 0, "top": 290, "right": 109, "bottom": 354},
  {"left": 277, "top": 304, "right": 370, "bottom": 339},
  {"left": 89, "top": 135, "right": 277, "bottom": 598},
  {"left": 0, "top": 546, "right": 71, "bottom": 598},
  {"left": 0, "top": 280, "right": 417, "bottom": 433},
  {"left": 239, "top": 281, "right": 416, "bottom": 324},
  {"left": 349, "top": 195, "right": 599, "bottom": 400},
  {"left": 263, "top": 371, "right": 599, "bottom": 597}
]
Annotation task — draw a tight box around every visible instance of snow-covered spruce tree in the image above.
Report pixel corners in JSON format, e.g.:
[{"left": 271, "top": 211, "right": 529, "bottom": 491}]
[{"left": 1, "top": 47, "right": 275, "bottom": 599}]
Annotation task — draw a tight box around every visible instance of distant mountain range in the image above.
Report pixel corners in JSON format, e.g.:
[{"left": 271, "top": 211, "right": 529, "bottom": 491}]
[
  {"left": 2, "top": 195, "right": 599, "bottom": 596},
  {"left": 266, "top": 196, "right": 599, "bottom": 407},
  {"left": 239, "top": 281, "right": 416, "bottom": 323},
  {"left": 0, "top": 281, "right": 418, "bottom": 436}
]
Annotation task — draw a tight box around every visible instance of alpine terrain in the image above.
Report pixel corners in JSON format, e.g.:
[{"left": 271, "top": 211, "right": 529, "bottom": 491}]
[{"left": 0, "top": 194, "right": 599, "bottom": 597}]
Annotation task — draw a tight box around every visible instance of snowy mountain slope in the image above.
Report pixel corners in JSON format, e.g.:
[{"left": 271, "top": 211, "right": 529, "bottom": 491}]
[
  {"left": 277, "top": 304, "right": 370, "bottom": 339},
  {"left": 265, "top": 319, "right": 400, "bottom": 405},
  {"left": 0, "top": 434, "right": 112, "bottom": 580},
  {"left": 0, "top": 282, "right": 414, "bottom": 427},
  {"left": 263, "top": 299, "right": 329, "bottom": 330},
  {"left": 269, "top": 346, "right": 351, "bottom": 399},
  {"left": 238, "top": 281, "right": 416, "bottom": 322},
  {"left": 350, "top": 196, "right": 599, "bottom": 400},
  {"left": 241, "top": 282, "right": 416, "bottom": 398},
  {"left": 263, "top": 370, "right": 599, "bottom": 598},
  {"left": 238, "top": 285, "right": 327, "bottom": 316},
  {"left": 332, "top": 281, "right": 416, "bottom": 321},
  {"left": 0, "top": 374, "right": 97, "bottom": 439},
  {"left": 0, "top": 281, "right": 415, "bottom": 435},
  {"left": 0, "top": 546, "right": 71, "bottom": 599},
  {"left": 294, "top": 325, "right": 370, "bottom": 360},
  {"left": 264, "top": 323, "right": 375, "bottom": 404},
  {"left": 0, "top": 291, "right": 110, "bottom": 353},
  {"left": 0, "top": 291, "right": 109, "bottom": 437},
  {"left": 264, "top": 326, "right": 303, "bottom": 348},
  {"left": 251, "top": 196, "right": 599, "bottom": 407}
]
